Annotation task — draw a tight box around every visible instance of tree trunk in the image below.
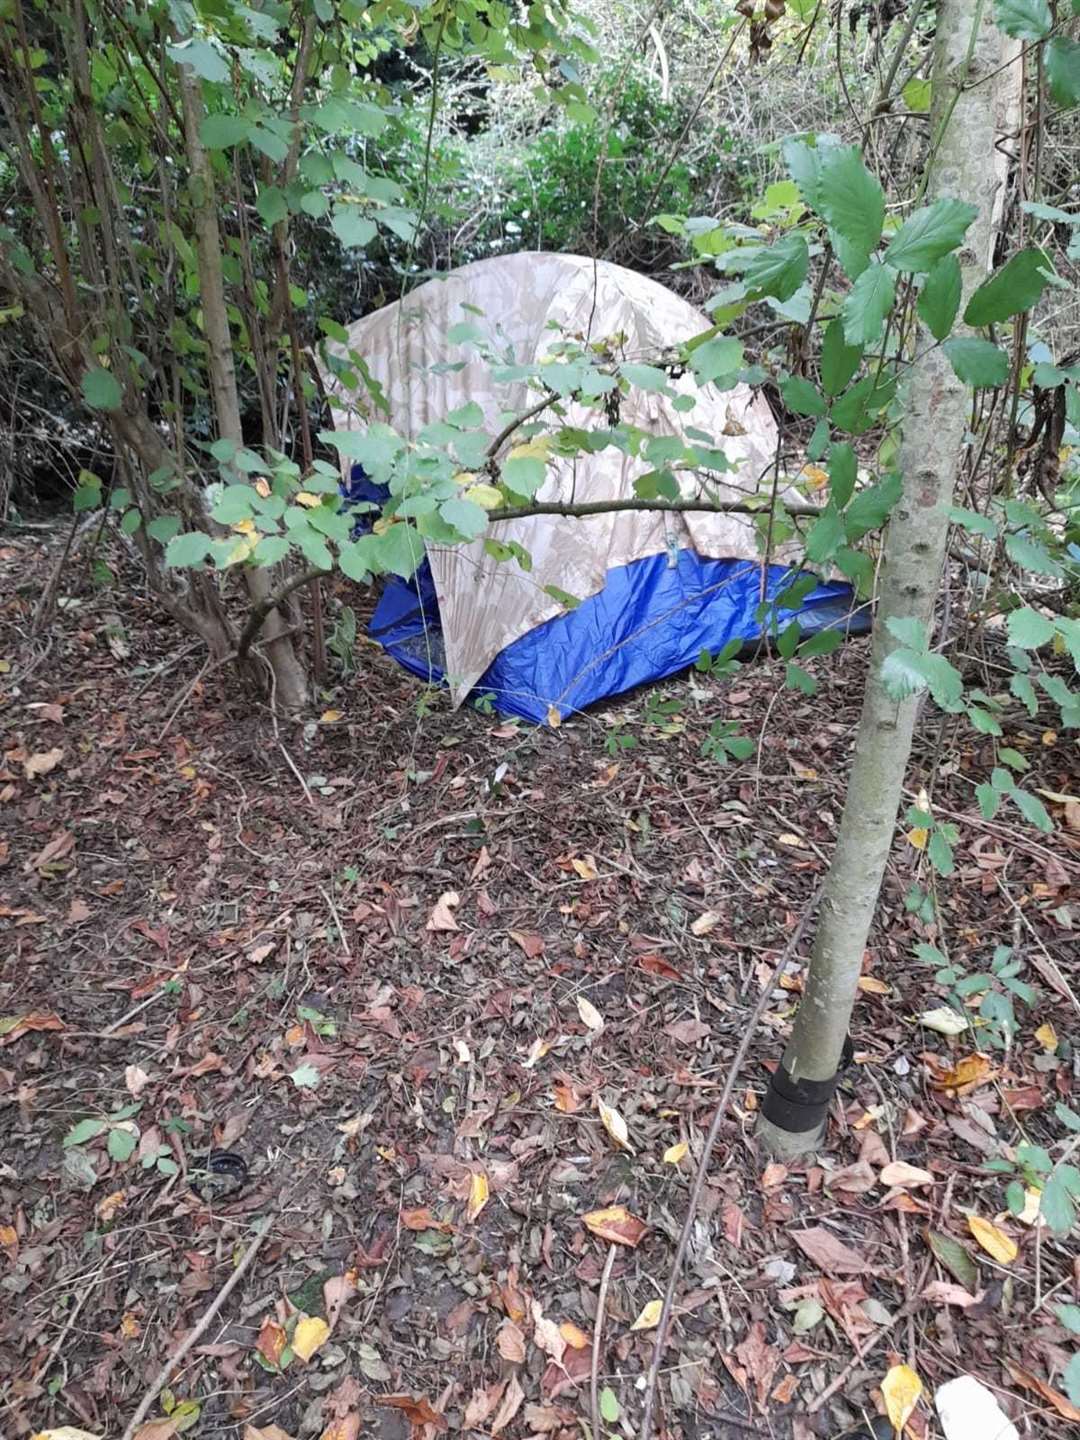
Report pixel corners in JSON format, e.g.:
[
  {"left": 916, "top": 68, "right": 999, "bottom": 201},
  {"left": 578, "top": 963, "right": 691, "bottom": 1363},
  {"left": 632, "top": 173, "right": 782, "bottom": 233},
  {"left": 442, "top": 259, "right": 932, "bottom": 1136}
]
[
  {"left": 757, "top": 0, "right": 1007, "bottom": 1157},
  {"left": 175, "top": 61, "right": 309, "bottom": 714}
]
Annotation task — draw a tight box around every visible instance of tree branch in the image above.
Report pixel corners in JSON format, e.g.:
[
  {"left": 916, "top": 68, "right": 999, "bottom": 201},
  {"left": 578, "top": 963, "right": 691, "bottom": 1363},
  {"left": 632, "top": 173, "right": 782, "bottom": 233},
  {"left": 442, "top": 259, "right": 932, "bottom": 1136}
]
[
  {"left": 484, "top": 392, "right": 557, "bottom": 462},
  {"left": 486, "top": 495, "right": 822, "bottom": 523},
  {"left": 236, "top": 564, "right": 329, "bottom": 664}
]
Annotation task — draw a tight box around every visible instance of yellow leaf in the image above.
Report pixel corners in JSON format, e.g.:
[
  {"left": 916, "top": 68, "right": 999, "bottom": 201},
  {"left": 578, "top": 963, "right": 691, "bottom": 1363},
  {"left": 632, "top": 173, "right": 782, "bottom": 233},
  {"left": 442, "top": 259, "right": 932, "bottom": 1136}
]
[
  {"left": 508, "top": 437, "right": 550, "bottom": 463},
  {"left": 31, "top": 1431, "right": 104, "bottom": 1440},
  {"left": 630, "top": 1298, "right": 663, "bottom": 1332},
  {"left": 254, "top": 477, "right": 271, "bottom": 498},
  {"left": 881, "top": 1362, "right": 922, "bottom": 1433},
  {"left": 546, "top": 705, "right": 561, "bottom": 728},
  {"left": 559, "top": 1321, "right": 591, "bottom": 1349},
  {"left": 571, "top": 855, "right": 599, "bottom": 881},
  {"left": 690, "top": 910, "right": 721, "bottom": 937},
  {"left": 1034, "top": 1022, "right": 1058, "bottom": 1053},
  {"left": 466, "top": 1171, "right": 490, "bottom": 1222},
  {"left": 857, "top": 976, "right": 890, "bottom": 994},
  {"left": 919, "top": 1006, "right": 968, "bottom": 1036},
  {"left": 577, "top": 996, "right": 604, "bottom": 1032},
  {"left": 522, "top": 1037, "right": 550, "bottom": 1069},
  {"left": 967, "top": 1214, "right": 1018, "bottom": 1264},
  {"left": 292, "top": 1314, "right": 330, "bottom": 1362},
  {"left": 231, "top": 517, "right": 256, "bottom": 534},
  {"left": 1014, "top": 1187, "right": 1044, "bottom": 1227},
  {"left": 906, "top": 827, "right": 928, "bottom": 851},
  {"left": 663, "top": 1141, "right": 688, "bottom": 1166},
  {"left": 294, "top": 492, "right": 320, "bottom": 508},
  {"left": 464, "top": 482, "right": 503, "bottom": 510},
  {"left": 800, "top": 464, "right": 829, "bottom": 489},
  {"left": 320, "top": 709, "right": 342, "bottom": 724},
  {"left": 596, "top": 1097, "right": 635, "bottom": 1155}
]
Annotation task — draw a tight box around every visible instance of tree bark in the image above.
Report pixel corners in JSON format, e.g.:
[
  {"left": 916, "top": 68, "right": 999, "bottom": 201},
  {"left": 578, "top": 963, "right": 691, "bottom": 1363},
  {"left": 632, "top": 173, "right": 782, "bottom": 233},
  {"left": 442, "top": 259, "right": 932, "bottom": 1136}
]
[
  {"left": 175, "top": 61, "right": 309, "bottom": 713},
  {"left": 756, "top": 0, "right": 1007, "bottom": 1157}
]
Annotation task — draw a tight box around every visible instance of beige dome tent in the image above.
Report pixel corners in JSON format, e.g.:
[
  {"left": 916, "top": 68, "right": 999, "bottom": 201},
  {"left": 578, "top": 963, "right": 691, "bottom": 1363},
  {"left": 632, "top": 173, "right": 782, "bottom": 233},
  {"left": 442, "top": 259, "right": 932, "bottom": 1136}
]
[{"left": 321, "top": 253, "right": 860, "bottom": 723}]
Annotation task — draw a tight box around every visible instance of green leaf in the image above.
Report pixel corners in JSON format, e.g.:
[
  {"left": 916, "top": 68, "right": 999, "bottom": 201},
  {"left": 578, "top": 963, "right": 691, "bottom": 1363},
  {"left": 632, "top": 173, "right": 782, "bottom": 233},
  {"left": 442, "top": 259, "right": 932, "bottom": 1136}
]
[
  {"left": 821, "top": 319, "right": 862, "bottom": 397},
  {"left": 690, "top": 337, "right": 744, "bottom": 383},
  {"left": 252, "top": 535, "right": 290, "bottom": 566},
  {"left": 621, "top": 363, "right": 668, "bottom": 392},
  {"left": 926, "top": 1229, "right": 978, "bottom": 1293},
  {"left": 107, "top": 1126, "right": 138, "bottom": 1162},
  {"left": 81, "top": 367, "right": 122, "bottom": 411},
  {"left": 331, "top": 209, "right": 377, "bottom": 249},
  {"left": 1005, "top": 1180, "right": 1026, "bottom": 1216},
  {"left": 884, "top": 199, "right": 977, "bottom": 273},
  {"left": 73, "top": 476, "right": 102, "bottom": 512},
  {"left": 942, "top": 338, "right": 1009, "bottom": 388},
  {"left": 815, "top": 146, "right": 885, "bottom": 272},
  {"left": 147, "top": 515, "right": 181, "bottom": 544},
  {"left": 1065, "top": 1352, "right": 1080, "bottom": 1408},
  {"left": 211, "top": 485, "right": 255, "bottom": 525},
  {"left": 964, "top": 248, "right": 1051, "bottom": 325},
  {"left": 917, "top": 255, "right": 962, "bottom": 341},
  {"left": 1056, "top": 1303, "right": 1080, "bottom": 1335},
  {"left": 290, "top": 1062, "right": 320, "bottom": 1089},
  {"left": 829, "top": 442, "right": 856, "bottom": 508},
  {"left": 1012, "top": 787, "right": 1053, "bottom": 833},
  {"left": 199, "top": 114, "right": 250, "bottom": 149},
  {"left": 165, "top": 531, "right": 214, "bottom": 568},
  {"left": 994, "top": 0, "right": 1051, "bottom": 39},
  {"left": 376, "top": 523, "right": 424, "bottom": 580},
  {"left": 743, "top": 233, "right": 809, "bottom": 302},
  {"left": 64, "top": 1117, "right": 107, "bottom": 1147},
  {"left": 948, "top": 505, "right": 997, "bottom": 538},
  {"left": 1040, "top": 1170, "right": 1076, "bottom": 1236},
  {"left": 781, "top": 376, "right": 827, "bottom": 417},
  {"left": 439, "top": 498, "right": 488, "bottom": 541},
  {"left": 599, "top": 1388, "right": 620, "bottom": 1424},
  {"left": 800, "top": 627, "right": 844, "bottom": 658},
  {"left": 805, "top": 506, "right": 846, "bottom": 564},
  {"left": 845, "top": 472, "right": 902, "bottom": 536},
  {"left": 1006, "top": 606, "right": 1056, "bottom": 648},
  {"left": 1046, "top": 38, "right": 1080, "bottom": 108},
  {"left": 902, "top": 76, "right": 932, "bottom": 112},
  {"left": 1005, "top": 531, "right": 1063, "bottom": 578},
  {"left": 928, "top": 830, "right": 955, "bottom": 876},
  {"left": 166, "top": 38, "right": 229, "bottom": 83},
  {"left": 257, "top": 186, "right": 288, "bottom": 226},
  {"left": 786, "top": 662, "right": 818, "bottom": 694},
  {"left": 120, "top": 508, "right": 142, "bottom": 536},
  {"left": 842, "top": 262, "right": 896, "bottom": 345},
  {"left": 300, "top": 190, "right": 330, "bottom": 219},
  {"left": 1010, "top": 673, "right": 1038, "bottom": 716},
  {"left": 502, "top": 455, "right": 546, "bottom": 498}
]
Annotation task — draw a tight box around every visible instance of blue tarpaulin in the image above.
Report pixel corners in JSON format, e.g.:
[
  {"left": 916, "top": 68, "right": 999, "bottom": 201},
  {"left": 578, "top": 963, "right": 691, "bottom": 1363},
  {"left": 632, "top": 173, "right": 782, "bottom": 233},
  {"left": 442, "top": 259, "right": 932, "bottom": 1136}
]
[{"left": 344, "top": 465, "right": 870, "bottom": 725}]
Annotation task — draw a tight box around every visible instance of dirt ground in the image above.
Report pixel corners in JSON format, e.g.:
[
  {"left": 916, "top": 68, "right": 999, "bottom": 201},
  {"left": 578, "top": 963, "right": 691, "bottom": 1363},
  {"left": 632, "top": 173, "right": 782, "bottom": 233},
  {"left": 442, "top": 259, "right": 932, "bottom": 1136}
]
[{"left": 1, "top": 524, "right": 1078, "bottom": 1440}]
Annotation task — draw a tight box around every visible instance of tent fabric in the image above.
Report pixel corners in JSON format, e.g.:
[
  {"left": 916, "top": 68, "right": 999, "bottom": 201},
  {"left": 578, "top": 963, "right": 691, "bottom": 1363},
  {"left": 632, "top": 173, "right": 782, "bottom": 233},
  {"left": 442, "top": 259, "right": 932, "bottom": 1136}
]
[
  {"left": 365, "top": 542, "right": 866, "bottom": 724},
  {"left": 323, "top": 252, "right": 787, "bottom": 706}
]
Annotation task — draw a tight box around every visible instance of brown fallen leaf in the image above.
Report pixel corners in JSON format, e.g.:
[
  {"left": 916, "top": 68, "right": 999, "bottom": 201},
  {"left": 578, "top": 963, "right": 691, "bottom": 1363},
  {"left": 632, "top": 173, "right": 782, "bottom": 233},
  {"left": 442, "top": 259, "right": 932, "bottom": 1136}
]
[
  {"left": 29, "top": 829, "right": 75, "bottom": 872},
  {"left": 131, "top": 1423, "right": 178, "bottom": 1440},
  {"left": 791, "top": 1227, "right": 868, "bottom": 1275},
  {"left": 559, "top": 1321, "right": 590, "bottom": 1349},
  {"left": 244, "top": 1426, "right": 295, "bottom": 1440},
  {"left": 664, "top": 1018, "right": 711, "bottom": 1044},
  {"left": 426, "top": 891, "right": 460, "bottom": 932},
  {"left": 255, "top": 1316, "right": 288, "bottom": 1368},
  {"left": 497, "top": 1318, "right": 526, "bottom": 1363},
  {"left": 24, "top": 747, "right": 64, "bottom": 779},
  {"left": 0, "top": 1012, "right": 65, "bottom": 1046},
  {"left": 638, "top": 953, "right": 682, "bottom": 980},
  {"left": 522, "top": 1404, "right": 572, "bottom": 1433},
  {"left": 690, "top": 910, "right": 721, "bottom": 937},
  {"left": 489, "top": 1374, "right": 525, "bottom": 1435},
  {"left": 463, "top": 1383, "right": 506, "bottom": 1430},
  {"left": 531, "top": 1301, "right": 566, "bottom": 1363},
  {"left": 824, "top": 1160, "right": 877, "bottom": 1194},
  {"left": 318, "top": 1419, "right": 359, "bottom": 1440},
  {"left": 376, "top": 1396, "right": 446, "bottom": 1432},
  {"left": 583, "top": 1205, "right": 647, "bottom": 1247},
  {"left": 400, "top": 1207, "right": 452, "bottom": 1233},
  {"left": 933, "top": 1053, "right": 994, "bottom": 1092},
  {"left": 921, "top": 1281, "right": 981, "bottom": 1308},
  {"left": 67, "top": 896, "right": 91, "bottom": 924},
  {"left": 1005, "top": 1361, "right": 1080, "bottom": 1422},
  {"left": 553, "top": 1082, "right": 582, "bottom": 1113},
  {"left": 509, "top": 930, "right": 544, "bottom": 958},
  {"left": 879, "top": 1161, "right": 935, "bottom": 1189},
  {"left": 323, "top": 1272, "right": 356, "bottom": 1331}
]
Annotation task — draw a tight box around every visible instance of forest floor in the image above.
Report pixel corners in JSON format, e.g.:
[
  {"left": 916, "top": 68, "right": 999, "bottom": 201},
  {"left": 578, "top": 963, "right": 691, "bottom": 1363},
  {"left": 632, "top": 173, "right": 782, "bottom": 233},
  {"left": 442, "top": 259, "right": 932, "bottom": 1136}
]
[{"left": 1, "top": 522, "right": 1079, "bottom": 1440}]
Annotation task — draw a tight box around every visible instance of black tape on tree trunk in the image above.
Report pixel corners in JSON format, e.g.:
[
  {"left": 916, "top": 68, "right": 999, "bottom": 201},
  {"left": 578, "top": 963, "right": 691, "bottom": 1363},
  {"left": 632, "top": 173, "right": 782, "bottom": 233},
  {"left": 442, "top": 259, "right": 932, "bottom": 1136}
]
[{"left": 761, "top": 1034, "right": 854, "bottom": 1134}]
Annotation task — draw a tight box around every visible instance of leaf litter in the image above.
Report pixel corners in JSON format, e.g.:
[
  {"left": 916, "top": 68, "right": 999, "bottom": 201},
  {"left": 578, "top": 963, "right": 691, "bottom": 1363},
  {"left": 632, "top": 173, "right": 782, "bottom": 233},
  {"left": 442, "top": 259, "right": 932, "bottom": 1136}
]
[{"left": 1, "top": 531, "right": 1078, "bottom": 1437}]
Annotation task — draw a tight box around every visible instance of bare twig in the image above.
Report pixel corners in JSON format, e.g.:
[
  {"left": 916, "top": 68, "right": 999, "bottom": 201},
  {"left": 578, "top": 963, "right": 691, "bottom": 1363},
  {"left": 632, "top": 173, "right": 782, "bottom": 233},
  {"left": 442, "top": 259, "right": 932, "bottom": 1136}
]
[
  {"left": 591, "top": 1244, "right": 617, "bottom": 1440},
  {"left": 639, "top": 887, "right": 823, "bottom": 1440},
  {"left": 119, "top": 1216, "right": 272, "bottom": 1440}
]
